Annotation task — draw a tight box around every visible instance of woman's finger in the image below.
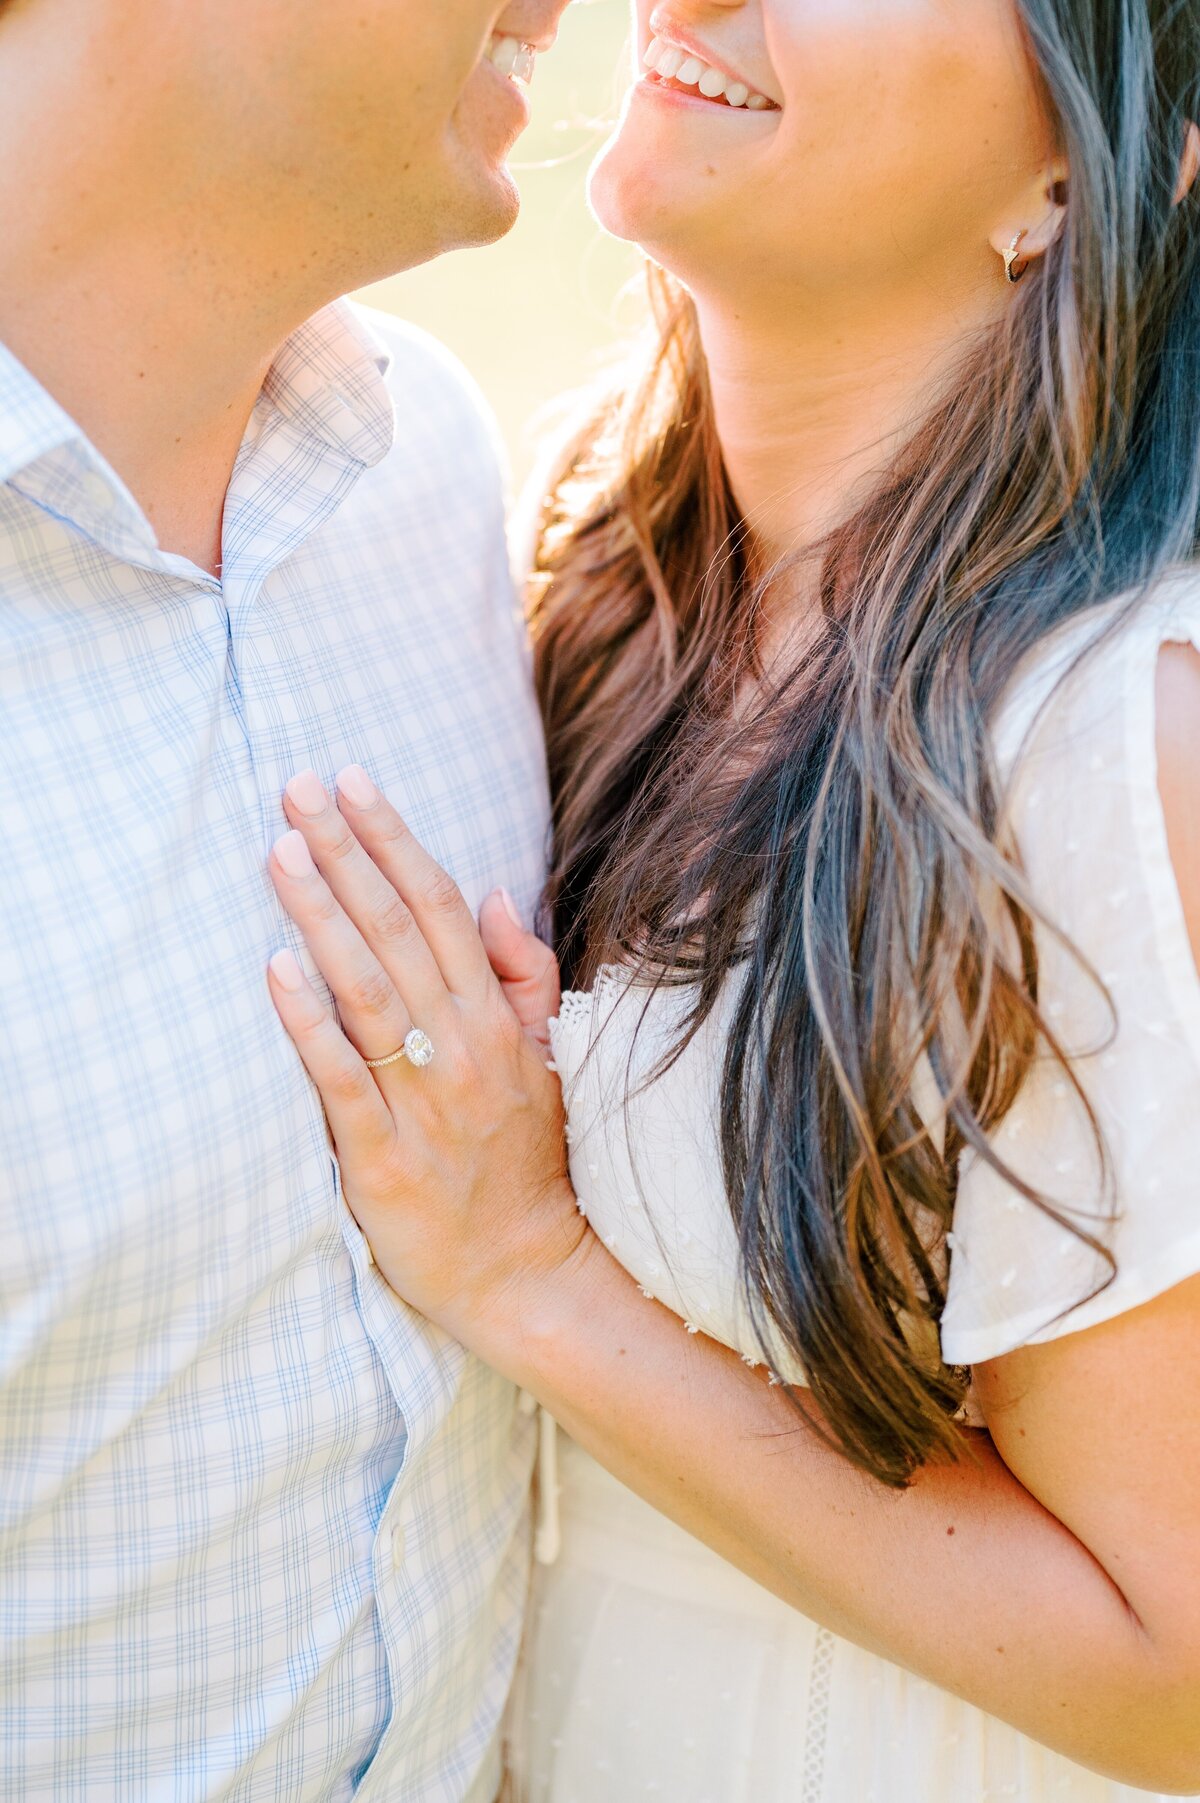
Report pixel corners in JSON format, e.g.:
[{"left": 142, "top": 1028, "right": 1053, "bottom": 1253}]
[
  {"left": 269, "top": 828, "right": 425, "bottom": 1065},
  {"left": 478, "top": 888, "right": 561, "bottom": 1057},
  {"left": 333, "top": 765, "right": 496, "bottom": 1000},
  {"left": 282, "top": 771, "right": 449, "bottom": 1028},
  {"left": 266, "top": 948, "right": 397, "bottom": 1159}
]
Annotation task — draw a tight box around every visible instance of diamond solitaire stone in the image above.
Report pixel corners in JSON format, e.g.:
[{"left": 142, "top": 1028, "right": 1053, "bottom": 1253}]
[{"left": 404, "top": 1028, "right": 435, "bottom": 1069}]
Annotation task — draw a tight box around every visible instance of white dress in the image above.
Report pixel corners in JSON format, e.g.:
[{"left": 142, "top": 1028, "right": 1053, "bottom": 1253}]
[{"left": 508, "top": 569, "right": 1200, "bottom": 1803}]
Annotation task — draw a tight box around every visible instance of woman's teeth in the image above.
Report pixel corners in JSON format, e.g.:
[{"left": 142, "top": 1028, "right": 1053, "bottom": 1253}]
[
  {"left": 487, "top": 34, "right": 538, "bottom": 86},
  {"left": 641, "top": 36, "right": 776, "bottom": 110}
]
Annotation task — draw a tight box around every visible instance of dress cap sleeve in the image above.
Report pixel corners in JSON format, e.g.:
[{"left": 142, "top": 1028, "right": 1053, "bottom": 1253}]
[{"left": 940, "top": 568, "right": 1200, "bottom": 1366}]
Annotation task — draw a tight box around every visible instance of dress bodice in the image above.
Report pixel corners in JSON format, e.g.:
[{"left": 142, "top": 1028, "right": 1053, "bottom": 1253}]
[
  {"left": 548, "top": 568, "right": 1200, "bottom": 1378},
  {"left": 551, "top": 969, "right": 808, "bottom": 1382},
  {"left": 514, "top": 570, "right": 1200, "bottom": 1803}
]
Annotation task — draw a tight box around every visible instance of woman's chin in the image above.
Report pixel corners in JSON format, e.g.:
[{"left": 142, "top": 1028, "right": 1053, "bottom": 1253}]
[
  {"left": 588, "top": 135, "right": 705, "bottom": 266},
  {"left": 586, "top": 137, "right": 642, "bottom": 244}
]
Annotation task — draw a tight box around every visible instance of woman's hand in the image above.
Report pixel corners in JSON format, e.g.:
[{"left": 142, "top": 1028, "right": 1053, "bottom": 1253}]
[
  {"left": 265, "top": 765, "right": 587, "bottom": 1347},
  {"left": 476, "top": 880, "right": 563, "bottom": 1061}
]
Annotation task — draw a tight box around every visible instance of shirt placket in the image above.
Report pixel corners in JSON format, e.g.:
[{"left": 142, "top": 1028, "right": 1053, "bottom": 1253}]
[{"left": 217, "top": 399, "right": 476, "bottom": 1783}]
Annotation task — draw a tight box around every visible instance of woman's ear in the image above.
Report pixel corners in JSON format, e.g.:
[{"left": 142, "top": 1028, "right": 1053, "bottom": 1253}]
[
  {"left": 989, "top": 159, "right": 1070, "bottom": 279},
  {"left": 1174, "top": 121, "right": 1200, "bottom": 206}
]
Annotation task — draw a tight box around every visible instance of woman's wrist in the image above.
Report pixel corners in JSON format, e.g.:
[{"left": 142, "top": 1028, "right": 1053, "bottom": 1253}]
[{"left": 467, "top": 1197, "right": 611, "bottom": 1389}]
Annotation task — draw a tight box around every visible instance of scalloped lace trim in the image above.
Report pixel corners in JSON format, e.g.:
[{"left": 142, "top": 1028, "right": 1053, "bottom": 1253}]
[
  {"left": 553, "top": 989, "right": 595, "bottom": 1032},
  {"left": 548, "top": 967, "right": 640, "bottom": 1088},
  {"left": 549, "top": 964, "right": 631, "bottom": 1038}
]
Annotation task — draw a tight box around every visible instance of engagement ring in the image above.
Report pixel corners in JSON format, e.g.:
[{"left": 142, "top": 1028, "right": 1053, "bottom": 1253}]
[{"left": 365, "top": 1028, "right": 435, "bottom": 1071}]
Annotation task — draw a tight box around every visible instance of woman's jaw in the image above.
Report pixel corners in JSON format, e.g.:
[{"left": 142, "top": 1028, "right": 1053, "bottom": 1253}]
[
  {"left": 589, "top": 3, "right": 784, "bottom": 283},
  {"left": 587, "top": 0, "right": 1063, "bottom": 575},
  {"left": 589, "top": 0, "right": 1058, "bottom": 323}
]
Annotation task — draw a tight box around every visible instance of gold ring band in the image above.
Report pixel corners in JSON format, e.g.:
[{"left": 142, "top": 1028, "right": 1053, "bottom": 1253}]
[{"left": 363, "top": 1027, "right": 435, "bottom": 1071}]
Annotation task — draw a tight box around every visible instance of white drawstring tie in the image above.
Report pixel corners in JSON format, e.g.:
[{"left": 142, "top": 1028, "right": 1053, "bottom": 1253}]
[{"left": 518, "top": 1391, "right": 563, "bottom": 1565}]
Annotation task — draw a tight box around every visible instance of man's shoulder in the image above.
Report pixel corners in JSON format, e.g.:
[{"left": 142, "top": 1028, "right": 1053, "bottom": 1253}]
[{"left": 350, "top": 302, "right": 510, "bottom": 504}]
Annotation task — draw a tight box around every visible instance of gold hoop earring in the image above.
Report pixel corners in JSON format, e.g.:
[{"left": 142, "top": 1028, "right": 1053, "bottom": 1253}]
[{"left": 1003, "top": 229, "right": 1029, "bottom": 284}]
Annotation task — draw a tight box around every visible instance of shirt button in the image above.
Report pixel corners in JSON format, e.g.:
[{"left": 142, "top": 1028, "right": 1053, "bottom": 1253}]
[{"left": 390, "top": 1519, "right": 406, "bottom": 1571}]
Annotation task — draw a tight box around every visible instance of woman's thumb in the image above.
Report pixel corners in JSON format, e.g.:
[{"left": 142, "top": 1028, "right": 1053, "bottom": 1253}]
[{"left": 479, "top": 889, "right": 561, "bottom": 1057}]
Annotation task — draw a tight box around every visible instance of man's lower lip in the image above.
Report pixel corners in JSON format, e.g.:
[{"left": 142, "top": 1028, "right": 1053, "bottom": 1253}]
[{"left": 480, "top": 55, "right": 532, "bottom": 113}]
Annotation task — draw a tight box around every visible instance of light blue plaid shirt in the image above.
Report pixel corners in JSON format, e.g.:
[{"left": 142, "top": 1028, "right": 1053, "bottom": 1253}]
[{"left": 0, "top": 300, "right": 550, "bottom": 1802}]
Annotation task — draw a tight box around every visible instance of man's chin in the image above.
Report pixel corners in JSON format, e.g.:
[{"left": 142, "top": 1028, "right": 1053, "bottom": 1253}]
[
  {"left": 445, "top": 67, "right": 530, "bottom": 246},
  {"left": 472, "top": 163, "right": 522, "bottom": 244},
  {"left": 440, "top": 159, "right": 522, "bottom": 254},
  {"left": 367, "top": 163, "right": 520, "bottom": 280}
]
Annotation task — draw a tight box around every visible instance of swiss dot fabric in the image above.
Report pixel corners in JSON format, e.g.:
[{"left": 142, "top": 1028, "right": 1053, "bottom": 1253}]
[
  {"left": 509, "top": 568, "right": 1200, "bottom": 1803},
  {"left": 943, "top": 569, "right": 1200, "bottom": 1361}
]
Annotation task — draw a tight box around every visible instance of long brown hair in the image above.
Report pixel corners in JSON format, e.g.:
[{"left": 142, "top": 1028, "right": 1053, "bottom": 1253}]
[{"left": 528, "top": 0, "right": 1200, "bottom": 1488}]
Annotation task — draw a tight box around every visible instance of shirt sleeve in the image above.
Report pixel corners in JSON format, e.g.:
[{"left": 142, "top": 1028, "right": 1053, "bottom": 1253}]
[{"left": 940, "top": 572, "right": 1200, "bottom": 1367}]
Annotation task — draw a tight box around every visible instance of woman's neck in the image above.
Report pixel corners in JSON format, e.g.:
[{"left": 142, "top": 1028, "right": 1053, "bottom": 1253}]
[{"left": 695, "top": 278, "right": 1006, "bottom": 575}]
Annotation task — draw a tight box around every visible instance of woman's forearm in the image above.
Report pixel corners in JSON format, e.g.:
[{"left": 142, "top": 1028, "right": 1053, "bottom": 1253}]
[
  {"left": 261, "top": 774, "right": 1200, "bottom": 1792},
  {"left": 481, "top": 1217, "right": 1196, "bottom": 1793}
]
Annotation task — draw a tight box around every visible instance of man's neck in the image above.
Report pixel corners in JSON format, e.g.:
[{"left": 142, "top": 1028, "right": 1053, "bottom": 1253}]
[
  {"left": 0, "top": 224, "right": 312, "bottom": 578},
  {"left": 0, "top": 9, "right": 338, "bottom": 581}
]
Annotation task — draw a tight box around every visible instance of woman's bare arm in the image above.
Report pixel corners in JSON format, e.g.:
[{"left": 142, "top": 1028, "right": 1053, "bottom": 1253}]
[
  {"left": 264, "top": 663, "right": 1200, "bottom": 1791},
  {"left": 485, "top": 1225, "right": 1200, "bottom": 1794}
]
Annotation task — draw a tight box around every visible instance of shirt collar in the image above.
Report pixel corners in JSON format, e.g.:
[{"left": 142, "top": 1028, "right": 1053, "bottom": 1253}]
[
  {"left": 262, "top": 298, "right": 395, "bottom": 470},
  {"left": 0, "top": 297, "right": 397, "bottom": 575},
  {"left": 0, "top": 352, "right": 161, "bottom": 569},
  {"left": 0, "top": 337, "right": 82, "bottom": 487}
]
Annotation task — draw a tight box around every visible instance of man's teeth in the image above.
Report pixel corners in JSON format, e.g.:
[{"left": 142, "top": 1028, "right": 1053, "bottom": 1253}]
[
  {"left": 487, "top": 34, "right": 537, "bottom": 86},
  {"left": 641, "top": 36, "right": 773, "bottom": 109}
]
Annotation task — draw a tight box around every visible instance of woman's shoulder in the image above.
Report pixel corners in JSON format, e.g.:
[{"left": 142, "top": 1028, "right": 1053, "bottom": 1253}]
[
  {"left": 941, "top": 561, "right": 1200, "bottom": 1368},
  {"left": 988, "top": 559, "right": 1200, "bottom": 971},
  {"left": 990, "top": 560, "right": 1200, "bottom": 778}
]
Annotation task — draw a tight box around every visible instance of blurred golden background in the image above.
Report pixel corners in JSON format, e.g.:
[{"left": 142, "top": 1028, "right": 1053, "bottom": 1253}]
[{"left": 360, "top": 0, "right": 640, "bottom": 485}]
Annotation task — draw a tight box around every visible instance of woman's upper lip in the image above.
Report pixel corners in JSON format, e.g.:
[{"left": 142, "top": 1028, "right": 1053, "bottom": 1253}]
[{"left": 645, "top": 8, "right": 778, "bottom": 106}]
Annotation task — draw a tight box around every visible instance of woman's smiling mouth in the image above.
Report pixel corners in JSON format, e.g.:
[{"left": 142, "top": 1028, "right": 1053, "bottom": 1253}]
[{"left": 640, "top": 32, "right": 780, "bottom": 112}]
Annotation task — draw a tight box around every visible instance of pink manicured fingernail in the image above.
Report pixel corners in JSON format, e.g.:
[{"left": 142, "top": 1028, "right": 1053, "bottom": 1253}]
[
  {"left": 285, "top": 770, "right": 328, "bottom": 817},
  {"left": 269, "top": 949, "right": 306, "bottom": 992},
  {"left": 498, "top": 886, "right": 523, "bottom": 928},
  {"left": 336, "top": 765, "right": 379, "bottom": 809},
  {"left": 273, "top": 830, "right": 314, "bottom": 877}
]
